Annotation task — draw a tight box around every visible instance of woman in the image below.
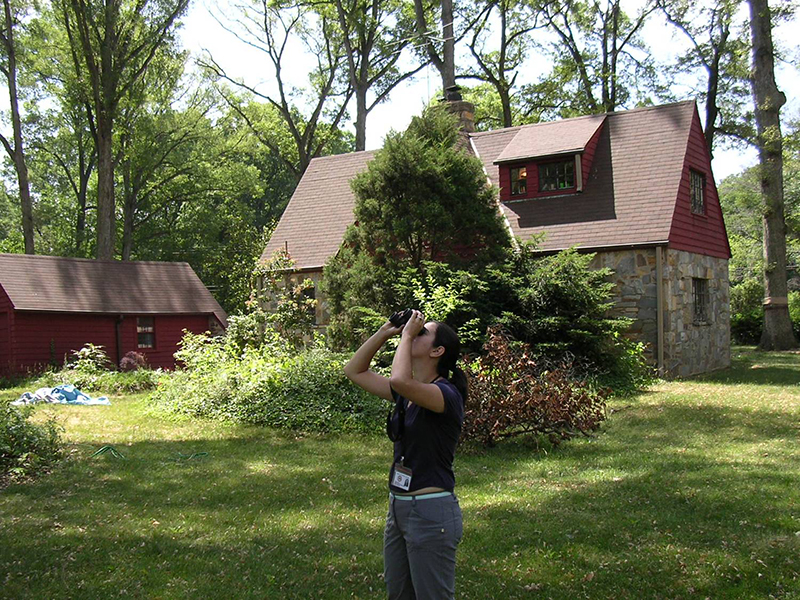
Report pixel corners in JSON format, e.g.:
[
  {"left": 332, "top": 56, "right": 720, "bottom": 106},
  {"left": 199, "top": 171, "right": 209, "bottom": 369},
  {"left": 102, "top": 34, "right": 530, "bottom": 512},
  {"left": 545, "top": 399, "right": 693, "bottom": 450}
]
[{"left": 344, "top": 310, "right": 467, "bottom": 600}]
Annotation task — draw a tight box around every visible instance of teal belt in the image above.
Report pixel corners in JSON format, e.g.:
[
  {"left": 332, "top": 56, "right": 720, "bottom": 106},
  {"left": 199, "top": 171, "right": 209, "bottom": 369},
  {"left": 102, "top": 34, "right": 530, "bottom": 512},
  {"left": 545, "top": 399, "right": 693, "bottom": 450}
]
[{"left": 390, "top": 491, "right": 452, "bottom": 501}]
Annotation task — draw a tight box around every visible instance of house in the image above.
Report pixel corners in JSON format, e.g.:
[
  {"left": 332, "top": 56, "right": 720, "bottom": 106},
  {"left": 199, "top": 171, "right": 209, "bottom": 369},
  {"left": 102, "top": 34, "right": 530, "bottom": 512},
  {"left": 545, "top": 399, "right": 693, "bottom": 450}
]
[
  {"left": 0, "top": 254, "right": 227, "bottom": 375},
  {"left": 260, "top": 99, "right": 731, "bottom": 378}
]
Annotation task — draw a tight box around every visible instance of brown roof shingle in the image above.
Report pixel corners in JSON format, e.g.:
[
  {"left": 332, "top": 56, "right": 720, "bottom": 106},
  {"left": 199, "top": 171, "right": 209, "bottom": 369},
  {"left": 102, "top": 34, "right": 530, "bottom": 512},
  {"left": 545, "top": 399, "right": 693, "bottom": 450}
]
[
  {"left": 471, "top": 101, "right": 695, "bottom": 252},
  {"left": 261, "top": 151, "right": 375, "bottom": 270},
  {"left": 262, "top": 101, "right": 698, "bottom": 268},
  {"left": 0, "top": 254, "right": 227, "bottom": 326}
]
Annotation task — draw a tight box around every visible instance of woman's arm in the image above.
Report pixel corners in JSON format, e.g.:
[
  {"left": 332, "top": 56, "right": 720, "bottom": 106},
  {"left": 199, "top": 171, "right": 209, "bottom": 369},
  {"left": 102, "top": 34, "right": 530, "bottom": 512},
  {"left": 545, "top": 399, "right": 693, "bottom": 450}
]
[
  {"left": 343, "top": 322, "right": 398, "bottom": 401},
  {"left": 389, "top": 311, "right": 445, "bottom": 413}
]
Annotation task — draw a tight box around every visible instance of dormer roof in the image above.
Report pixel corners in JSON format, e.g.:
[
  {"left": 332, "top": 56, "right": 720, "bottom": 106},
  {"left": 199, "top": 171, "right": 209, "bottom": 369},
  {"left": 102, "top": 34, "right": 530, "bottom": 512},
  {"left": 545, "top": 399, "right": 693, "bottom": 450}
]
[{"left": 493, "top": 114, "right": 606, "bottom": 164}]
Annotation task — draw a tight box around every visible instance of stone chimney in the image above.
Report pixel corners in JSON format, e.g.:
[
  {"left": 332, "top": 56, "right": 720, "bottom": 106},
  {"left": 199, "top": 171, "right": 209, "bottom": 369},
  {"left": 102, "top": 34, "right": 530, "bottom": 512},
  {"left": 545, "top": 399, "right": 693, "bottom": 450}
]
[{"left": 442, "top": 85, "right": 475, "bottom": 133}]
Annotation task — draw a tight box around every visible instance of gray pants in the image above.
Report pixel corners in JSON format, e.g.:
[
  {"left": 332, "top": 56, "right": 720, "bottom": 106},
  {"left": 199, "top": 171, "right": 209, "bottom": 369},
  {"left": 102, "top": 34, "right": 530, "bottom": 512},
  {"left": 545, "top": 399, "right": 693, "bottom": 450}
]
[{"left": 384, "top": 493, "right": 463, "bottom": 600}]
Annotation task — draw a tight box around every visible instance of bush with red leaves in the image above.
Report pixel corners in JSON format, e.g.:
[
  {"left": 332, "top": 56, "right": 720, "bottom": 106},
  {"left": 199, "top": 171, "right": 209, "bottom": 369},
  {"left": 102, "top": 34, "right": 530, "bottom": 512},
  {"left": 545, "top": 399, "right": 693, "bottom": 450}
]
[
  {"left": 119, "top": 351, "right": 148, "bottom": 372},
  {"left": 462, "top": 326, "right": 608, "bottom": 447}
]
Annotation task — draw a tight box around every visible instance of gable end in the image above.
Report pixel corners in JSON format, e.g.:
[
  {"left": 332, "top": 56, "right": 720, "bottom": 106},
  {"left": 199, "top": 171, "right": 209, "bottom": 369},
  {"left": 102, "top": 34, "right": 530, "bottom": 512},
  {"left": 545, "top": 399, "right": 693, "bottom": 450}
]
[{"left": 668, "top": 108, "right": 731, "bottom": 259}]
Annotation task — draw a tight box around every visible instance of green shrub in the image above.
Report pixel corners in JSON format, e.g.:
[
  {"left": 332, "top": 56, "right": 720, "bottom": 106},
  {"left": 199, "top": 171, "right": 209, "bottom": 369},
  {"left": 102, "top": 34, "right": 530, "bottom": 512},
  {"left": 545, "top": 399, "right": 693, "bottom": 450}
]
[
  {"left": 790, "top": 291, "right": 800, "bottom": 340},
  {"left": 150, "top": 332, "right": 387, "bottom": 434},
  {"left": 31, "top": 368, "right": 162, "bottom": 394},
  {"left": 67, "top": 343, "right": 113, "bottom": 373},
  {"left": 730, "top": 278, "right": 764, "bottom": 344},
  {"left": 1, "top": 403, "right": 62, "bottom": 484},
  {"left": 495, "top": 245, "right": 654, "bottom": 392}
]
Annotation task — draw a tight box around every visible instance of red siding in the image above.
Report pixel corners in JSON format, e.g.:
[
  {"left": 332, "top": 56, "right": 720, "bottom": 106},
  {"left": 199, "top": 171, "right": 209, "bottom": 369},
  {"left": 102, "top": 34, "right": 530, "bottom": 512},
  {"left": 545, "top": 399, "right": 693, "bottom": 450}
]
[
  {"left": 582, "top": 123, "right": 604, "bottom": 185},
  {"left": 11, "top": 312, "right": 118, "bottom": 374},
  {"left": 497, "top": 123, "right": 605, "bottom": 203},
  {"left": 3, "top": 310, "right": 214, "bottom": 375},
  {"left": 118, "top": 314, "right": 210, "bottom": 369},
  {"left": 0, "top": 286, "right": 14, "bottom": 373},
  {"left": 499, "top": 158, "right": 580, "bottom": 202},
  {"left": 0, "top": 311, "right": 9, "bottom": 375},
  {"left": 667, "top": 108, "right": 731, "bottom": 259}
]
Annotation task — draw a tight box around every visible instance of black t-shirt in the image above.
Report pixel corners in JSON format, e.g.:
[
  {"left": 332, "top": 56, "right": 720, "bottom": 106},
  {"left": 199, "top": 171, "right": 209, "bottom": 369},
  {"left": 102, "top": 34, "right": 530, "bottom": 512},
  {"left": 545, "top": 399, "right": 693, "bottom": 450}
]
[{"left": 388, "top": 379, "right": 464, "bottom": 493}]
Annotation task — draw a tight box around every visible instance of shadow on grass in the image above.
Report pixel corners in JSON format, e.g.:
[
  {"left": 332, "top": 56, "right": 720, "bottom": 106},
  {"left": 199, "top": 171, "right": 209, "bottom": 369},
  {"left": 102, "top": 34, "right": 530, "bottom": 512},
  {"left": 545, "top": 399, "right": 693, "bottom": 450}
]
[
  {"left": 2, "top": 394, "right": 799, "bottom": 599},
  {"left": 1, "top": 430, "right": 389, "bottom": 599}
]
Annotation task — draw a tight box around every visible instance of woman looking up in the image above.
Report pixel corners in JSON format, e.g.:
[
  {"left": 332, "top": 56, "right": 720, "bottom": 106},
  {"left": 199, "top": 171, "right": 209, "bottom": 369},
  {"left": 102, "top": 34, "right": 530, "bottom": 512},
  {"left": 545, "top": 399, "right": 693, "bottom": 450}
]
[{"left": 344, "top": 310, "right": 467, "bottom": 600}]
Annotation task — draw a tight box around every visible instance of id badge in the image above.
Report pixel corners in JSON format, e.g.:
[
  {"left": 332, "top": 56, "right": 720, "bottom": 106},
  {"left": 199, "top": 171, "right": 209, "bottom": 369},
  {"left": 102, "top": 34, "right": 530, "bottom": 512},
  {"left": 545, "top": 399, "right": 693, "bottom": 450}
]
[{"left": 392, "top": 463, "right": 412, "bottom": 491}]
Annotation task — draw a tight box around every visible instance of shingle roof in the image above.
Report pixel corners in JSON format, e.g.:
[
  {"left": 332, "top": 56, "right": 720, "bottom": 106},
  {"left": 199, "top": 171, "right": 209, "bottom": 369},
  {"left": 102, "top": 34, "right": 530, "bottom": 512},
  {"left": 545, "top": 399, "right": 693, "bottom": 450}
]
[
  {"left": 261, "top": 151, "right": 375, "bottom": 270},
  {"left": 493, "top": 113, "right": 606, "bottom": 163},
  {"left": 261, "top": 101, "right": 698, "bottom": 268},
  {"left": 0, "top": 254, "right": 227, "bottom": 327},
  {"left": 471, "top": 101, "right": 695, "bottom": 252}
]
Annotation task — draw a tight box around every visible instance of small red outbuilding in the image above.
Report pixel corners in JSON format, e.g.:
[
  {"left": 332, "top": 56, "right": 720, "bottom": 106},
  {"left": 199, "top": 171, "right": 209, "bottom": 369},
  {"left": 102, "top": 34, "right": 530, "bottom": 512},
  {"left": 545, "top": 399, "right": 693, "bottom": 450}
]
[{"left": 0, "top": 253, "right": 227, "bottom": 376}]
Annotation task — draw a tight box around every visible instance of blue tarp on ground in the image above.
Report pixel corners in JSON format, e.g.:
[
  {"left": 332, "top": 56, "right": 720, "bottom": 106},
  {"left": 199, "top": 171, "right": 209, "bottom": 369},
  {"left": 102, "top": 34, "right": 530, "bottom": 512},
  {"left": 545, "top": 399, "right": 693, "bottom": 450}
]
[{"left": 12, "top": 384, "right": 110, "bottom": 406}]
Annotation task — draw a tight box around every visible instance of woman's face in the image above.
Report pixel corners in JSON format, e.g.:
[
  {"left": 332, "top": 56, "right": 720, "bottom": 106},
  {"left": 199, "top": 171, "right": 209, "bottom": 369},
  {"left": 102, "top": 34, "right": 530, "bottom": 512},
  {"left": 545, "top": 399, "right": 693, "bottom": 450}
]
[{"left": 411, "top": 321, "right": 442, "bottom": 360}]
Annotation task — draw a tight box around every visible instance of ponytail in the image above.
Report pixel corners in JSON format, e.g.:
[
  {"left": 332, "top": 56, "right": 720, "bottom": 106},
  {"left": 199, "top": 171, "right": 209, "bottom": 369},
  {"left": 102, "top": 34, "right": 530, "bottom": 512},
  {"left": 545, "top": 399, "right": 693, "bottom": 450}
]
[{"left": 433, "top": 322, "right": 469, "bottom": 404}]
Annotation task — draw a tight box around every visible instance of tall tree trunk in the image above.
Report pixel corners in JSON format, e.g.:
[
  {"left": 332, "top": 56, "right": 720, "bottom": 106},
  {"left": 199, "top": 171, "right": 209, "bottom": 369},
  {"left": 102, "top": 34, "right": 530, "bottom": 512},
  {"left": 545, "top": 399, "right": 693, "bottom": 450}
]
[
  {"left": 748, "top": 0, "right": 797, "bottom": 350},
  {"left": 441, "top": 0, "right": 455, "bottom": 91},
  {"left": 704, "top": 66, "right": 720, "bottom": 159},
  {"left": 2, "top": 0, "right": 34, "bottom": 254},
  {"left": 355, "top": 86, "right": 367, "bottom": 152},
  {"left": 95, "top": 112, "right": 116, "bottom": 260},
  {"left": 75, "top": 143, "right": 94, "bottom": 255},
  {"left": 500, "top": 87, "right": 513, "bottom": 128}
]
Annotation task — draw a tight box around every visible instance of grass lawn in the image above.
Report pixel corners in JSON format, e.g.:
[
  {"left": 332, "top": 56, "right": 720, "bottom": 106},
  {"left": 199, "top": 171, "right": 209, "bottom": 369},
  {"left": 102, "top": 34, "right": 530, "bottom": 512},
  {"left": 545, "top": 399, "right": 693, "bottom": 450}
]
[{"left": 1, "top": 347, "right": 799, "bottom": 599}]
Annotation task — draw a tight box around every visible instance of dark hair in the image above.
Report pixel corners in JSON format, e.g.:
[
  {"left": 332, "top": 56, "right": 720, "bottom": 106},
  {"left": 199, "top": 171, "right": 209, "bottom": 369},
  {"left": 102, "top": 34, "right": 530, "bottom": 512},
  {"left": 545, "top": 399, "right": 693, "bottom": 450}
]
[{"left": 432, "top": 321, "right": 468, "bottom": 403}]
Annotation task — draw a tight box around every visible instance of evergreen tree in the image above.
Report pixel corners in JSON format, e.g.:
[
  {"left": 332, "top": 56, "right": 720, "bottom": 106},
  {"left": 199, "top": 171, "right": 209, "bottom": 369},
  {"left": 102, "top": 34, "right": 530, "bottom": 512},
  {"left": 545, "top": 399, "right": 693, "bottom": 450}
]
[{"left": 324, "top": 106, "right": 512, "bottom": 345}]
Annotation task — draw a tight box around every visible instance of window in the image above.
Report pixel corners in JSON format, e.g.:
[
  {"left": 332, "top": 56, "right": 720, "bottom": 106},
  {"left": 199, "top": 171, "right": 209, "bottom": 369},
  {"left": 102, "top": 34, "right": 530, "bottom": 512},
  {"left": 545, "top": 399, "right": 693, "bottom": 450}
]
[
  {"left": 137, "top": 317, "right": 155, "bottom": 349},
  {"left": 302, "top": 286, "right": 317, "bottom": 323},
  {"left": 539, "top": 160, "right": 575, "bottom": 192},
  {"left": 510, "top": 166, "right": 527, "bottom": 196},
  {"left": 692, "top": 278, "right": 709, "bottom": 324},
  {"left": 690, "top": 170, "right": 705, "bottom": 215}
]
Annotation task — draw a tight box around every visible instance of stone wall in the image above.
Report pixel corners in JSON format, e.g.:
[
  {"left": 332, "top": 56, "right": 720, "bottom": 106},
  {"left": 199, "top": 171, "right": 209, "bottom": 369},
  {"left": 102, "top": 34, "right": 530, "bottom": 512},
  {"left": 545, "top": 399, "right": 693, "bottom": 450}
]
[
  {"left": 262, "top": 248, "right": 731, "bottom": 378},
  {"left": 589, "top": 248, "right": 659, "bottom": 363},
  {"left": 662, "top": 249, "right": 730, "bottom": 378},
  {"left": 590, "top": 247, "right": 730, "bottom": 378}
]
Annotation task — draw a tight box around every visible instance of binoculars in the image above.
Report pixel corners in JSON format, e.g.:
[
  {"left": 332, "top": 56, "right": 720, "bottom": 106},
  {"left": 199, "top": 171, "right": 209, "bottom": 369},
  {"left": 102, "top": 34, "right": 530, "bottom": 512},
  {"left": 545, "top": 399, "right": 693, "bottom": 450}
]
[{"left": 388, "top": 308, "right": 414, "bottom": 327}]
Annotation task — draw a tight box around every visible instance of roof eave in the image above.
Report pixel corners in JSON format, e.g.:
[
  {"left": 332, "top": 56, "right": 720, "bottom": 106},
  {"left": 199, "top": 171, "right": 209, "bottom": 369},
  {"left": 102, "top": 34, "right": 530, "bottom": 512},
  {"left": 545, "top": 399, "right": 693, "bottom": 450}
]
[{"left": 494, "top": 148, "right": 585, "bottom": 165}]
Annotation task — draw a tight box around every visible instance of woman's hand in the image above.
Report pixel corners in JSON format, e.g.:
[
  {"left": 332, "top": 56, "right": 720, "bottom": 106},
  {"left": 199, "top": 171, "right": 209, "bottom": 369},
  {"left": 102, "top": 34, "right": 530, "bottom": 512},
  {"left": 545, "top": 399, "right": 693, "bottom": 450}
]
[
  {"left": 400, "top": 310, "right": 425, "bottom": 339},
  {"left": 380, "top": 320, "right": 404, "bottom": 338}
]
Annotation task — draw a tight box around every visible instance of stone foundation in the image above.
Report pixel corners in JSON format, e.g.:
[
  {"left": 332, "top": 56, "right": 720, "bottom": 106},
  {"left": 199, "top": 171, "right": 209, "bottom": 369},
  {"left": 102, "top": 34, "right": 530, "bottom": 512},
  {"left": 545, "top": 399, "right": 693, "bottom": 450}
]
[{"left": 264, "top": 248, "right": 731, "bottom": 378}]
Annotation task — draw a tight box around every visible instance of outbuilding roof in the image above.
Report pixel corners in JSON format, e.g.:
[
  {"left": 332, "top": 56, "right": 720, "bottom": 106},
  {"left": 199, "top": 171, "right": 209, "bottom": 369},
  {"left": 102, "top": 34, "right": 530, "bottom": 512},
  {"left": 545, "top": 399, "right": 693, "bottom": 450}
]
[
  {"left": 0, "top": 254, "right": 227, "bottom": 327},
  {"left": 260, "top": 100, "right": 708, "bottom": 270}
]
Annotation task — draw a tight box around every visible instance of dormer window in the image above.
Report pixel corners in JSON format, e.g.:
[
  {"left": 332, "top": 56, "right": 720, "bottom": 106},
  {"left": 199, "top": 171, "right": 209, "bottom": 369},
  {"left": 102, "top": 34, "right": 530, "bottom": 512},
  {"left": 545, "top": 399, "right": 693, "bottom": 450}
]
[
  {"left": 510, "top": 166, "right": 527, "bottom": 195},
  {"left": 493, "top": 114, "right": 605, "bottom": 202},
  {"left": 539, "top": 159, "right": 575, "bottom": 192}
]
